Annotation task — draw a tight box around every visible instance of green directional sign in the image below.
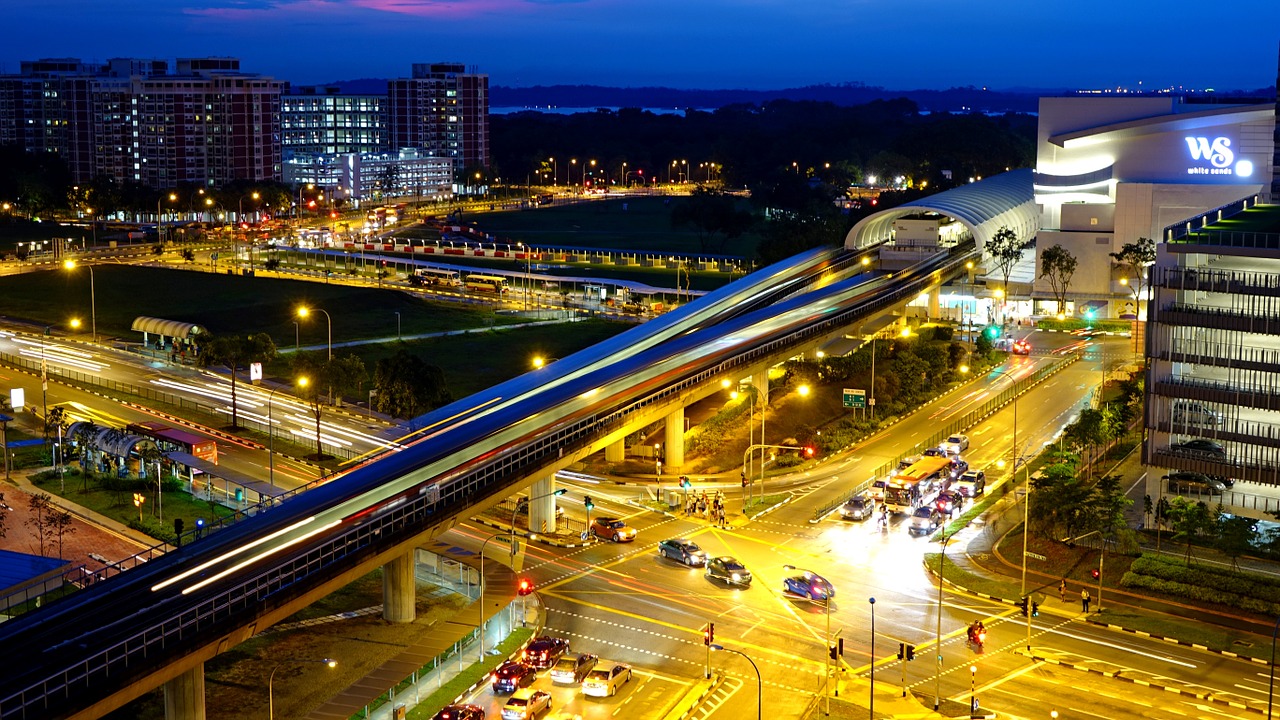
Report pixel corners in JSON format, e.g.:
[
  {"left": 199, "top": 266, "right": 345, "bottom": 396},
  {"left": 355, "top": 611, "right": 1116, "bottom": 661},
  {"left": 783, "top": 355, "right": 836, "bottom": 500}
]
[{"left": 842, "top": 388, "right": 866, "bottom": 409}]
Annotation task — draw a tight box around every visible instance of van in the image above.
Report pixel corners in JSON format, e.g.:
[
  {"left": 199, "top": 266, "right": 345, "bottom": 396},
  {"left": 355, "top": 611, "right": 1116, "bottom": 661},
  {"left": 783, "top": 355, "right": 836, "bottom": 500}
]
[{"left": 1172, "top": 401, "right": 1222, "bottom": 427}]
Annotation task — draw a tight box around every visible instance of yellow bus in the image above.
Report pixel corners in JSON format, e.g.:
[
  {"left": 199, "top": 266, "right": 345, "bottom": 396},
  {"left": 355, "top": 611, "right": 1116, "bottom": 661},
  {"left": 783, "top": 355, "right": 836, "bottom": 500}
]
[{"left": 884, "top": 456, "right": 952, "bottom": 514}]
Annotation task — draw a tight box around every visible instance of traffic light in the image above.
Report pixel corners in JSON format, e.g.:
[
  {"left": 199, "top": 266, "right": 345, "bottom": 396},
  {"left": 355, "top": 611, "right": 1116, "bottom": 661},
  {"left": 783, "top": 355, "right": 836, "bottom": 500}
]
[
  {"left": 897, "top": 642, "right": 905, "bottom": 660},
  {"left": 906, "top": 644, "right": 915, "bottom": 661},
  {"left": 584, "top": 495, "right": 594, "bottom": 510},
  {"left": 1084, "top": 307, "right": 1097, "bottom": 321},
  {"left": 1018, "top": 597, "right": 1029, "bottom": 617},
  {"left": 174, "top": 517, "right": 184, "bottom": 536},
  {"left": 1031, "top": 601, "right": 1039, "bottom": 618},
  {"left": 837, "top": 638, "right": 844, "bottom": 658},
  {"left": 1090, "top": 568, "right": 1100, "bottom": 580},
  {"left": 704, "top": 623, "right": 714, "bottom": 646},
  {"left": 830, "top": 645, "right": 839, "bottom": 660},
  {"left": 985, "top": 325, "right": 1000, "bottom": 339},
  {"left": 681, "top": 475, "right": 692, "bottom": 489},
  {"left": 741, "top": 471, "right": 748, "bottom": 488},
  {"left": 804, "top": 446, "right": 816, "bottom": 458},
  {"left": 517, "top": 578, "right": 533, "bottom": 596}
]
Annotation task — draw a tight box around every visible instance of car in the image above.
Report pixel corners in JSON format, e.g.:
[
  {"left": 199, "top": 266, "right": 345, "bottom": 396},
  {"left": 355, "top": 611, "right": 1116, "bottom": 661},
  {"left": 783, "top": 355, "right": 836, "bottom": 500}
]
[
  {"left": 868, "top": 479, "right": 888, "bottom": 502},
  {"left": 1171, "top": 439, "right": 1228, "bottom": 459},
  {"left": 923, "top": 446, "right": 948, "bottom": 458},
  {"left": 522, "top": 636, "right": 570, "bottom": 669},
  {"left": 943, "top": 434, "right": 970, "bottom": 454},
  {"left": 549, "top": 653, "right": 598, "bottom": 684},
  {"left": 953, "top": 470, "right": 986, "bottom": 498},
  {"left": 582, "top": 662, "right": 633, "bottom": 697},
  {"left": 705, "top": 556, "right": 752, "bottom": 586},
  {"left": 1012, "top": 339, "right": 1032, "bottom": 355},
  {"left": 492, "top": 660, "right": 537, "bottom": 693},
  {"left": 658, "top": 538, "right": 707, "bottom": 566},
  {"left": 501, "top": 689, "right": 552, "bottom": 720},
  {"left": 839, "top": 495, "right": 874, "bottom": 521},
  {"left": 1172, "top": 400, "right": 1222, "bottom": 427},
  {"left": 947, "top": 458, "right": 970, "bottom": 480},
  {"left": 935, "top": 490, "right": 965, "bottom": 516},
  {"left": 782, "top": 566, "right": 835, "bottom": 601},
  {"left": 908, "top": 506, "right": 942, "bottom": 535},
  {"left": 590, "top": 517, "right": 636, "bottom": 542},
  {"left": 433, "top": 705, "right": 485, "bottom": 720},
  {"left": 1164, "top": 471, "right": 1226, "bottom": 496}
]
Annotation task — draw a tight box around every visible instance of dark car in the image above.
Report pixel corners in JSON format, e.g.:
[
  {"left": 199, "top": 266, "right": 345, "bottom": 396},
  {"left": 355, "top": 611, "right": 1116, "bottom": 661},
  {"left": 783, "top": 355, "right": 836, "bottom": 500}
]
[
  {"left": 908, "top": 506, "right": 942, "bottom": 535},
  {"left": 492, "top": 660, "right": 536, "bottom": 693},
  {"left": 1165, "top": 471, "right": 1226, "bottom": 496},
  {"left": 549, "top": 653, "right": 598, "bottom": 684},
  {"left": 658, "top": 538, "right": 707, "bottom": 566},
  {"left": 935, "top": 490, "right": 965, "bottom": 516},
  {"left": 433, "top": 705, "right": 485, "bottom": 720},
  {"left": 947, "top": 458, "right": 970, "bottom": 480},
  {"left": 705, "top": 556, "right": 752, "bottom": 586},
  {"left": 782, "top": 566, "right": 835, "bottom": 601},
  {"left": 953, "top": 470, "right": 986, "bottom": 498},
  {"left": 522, "top": 636, "right": 570, "bottom": 669},
  {"left": 923, "top": 447, "right": 948, "bottom": 458},
  {"left": 839, "top": 495, "right": 874, "bottom": 521},
  {"left": 1171, "top": 439, "right": 1228, "bottom": 459}
]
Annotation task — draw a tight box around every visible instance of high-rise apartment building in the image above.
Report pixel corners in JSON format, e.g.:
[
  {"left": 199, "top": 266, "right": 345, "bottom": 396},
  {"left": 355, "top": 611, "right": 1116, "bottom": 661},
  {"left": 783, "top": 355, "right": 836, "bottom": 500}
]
[
  {"left": 388, "top": 63, "right": 489, "bottom": 170},
  {"left": 282, "top": 85, "right": 385, "bottom": 158},
  {"left": 0, "top": 57, "right": 282, "bottom": 187}
]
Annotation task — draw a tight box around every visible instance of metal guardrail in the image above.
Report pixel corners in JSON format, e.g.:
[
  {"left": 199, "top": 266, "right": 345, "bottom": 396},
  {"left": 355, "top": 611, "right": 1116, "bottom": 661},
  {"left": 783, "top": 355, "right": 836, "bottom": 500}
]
[
  {"left": 1, "top": 246, "right": 981, "bottom": 719},
  {"left": 810, "top": 351, "right": 1083, "bottom": 522}
]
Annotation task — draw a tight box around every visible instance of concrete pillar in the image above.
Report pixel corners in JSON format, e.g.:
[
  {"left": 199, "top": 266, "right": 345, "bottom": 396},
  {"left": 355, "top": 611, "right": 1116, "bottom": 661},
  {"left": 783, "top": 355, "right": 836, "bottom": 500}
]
[
  {"left": 382, "top": 550, "right": 416, "bottom": 623},
  {"left": 163, "top": 663, "right": 205, "bottom": 720},
  {"left": 664, "top": 407, "right": 685, "bottom": 469},
  {"left": 928, "top": 288, "right": 941, "bottom": 318},
  {"left": 752, "top": 372, "right": 769, "bottom": 407},
  {"left": 530, "top": 476, "right": 558, "bottom": 535},
  {"left": 605, "top": 439, "right": 625, "bottom": 463}
]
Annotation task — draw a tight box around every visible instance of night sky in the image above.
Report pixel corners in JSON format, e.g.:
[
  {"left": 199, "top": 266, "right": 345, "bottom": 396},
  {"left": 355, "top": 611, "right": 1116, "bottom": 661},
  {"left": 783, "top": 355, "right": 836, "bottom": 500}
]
[{"left": 5, "top": 0, "right": 1277, "bottom": 91}]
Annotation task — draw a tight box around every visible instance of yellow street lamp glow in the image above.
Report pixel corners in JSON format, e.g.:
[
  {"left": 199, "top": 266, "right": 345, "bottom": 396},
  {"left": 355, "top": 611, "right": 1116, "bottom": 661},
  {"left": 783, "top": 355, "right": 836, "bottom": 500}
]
[
  {"left": 532, "top": 356, "right": 545, "bottom": 369},
  {"left": 994, "top": 289, "right": 1005, "bottom": 299},
  {"left": 69, "top": 318, "right": 81, "bottom": 329},
  {"left": 297, "top": 376, "right": 310, "bottom": 388},
  {"left": 1056, "top": 313, "right": 1065, "bottom": 321},
  {"left": 959, "top": 364, "right": 970, "bottom": 374},
  {"left": 721, "top": 379, "right": 731, "bottom": 388},
  {"left": 816, "top": 350, "right": 825, "bottom": 359},
  {"left": 966, "top": 261, "right": 974, "bottom": 270},
  {"left": 996, "top": 459, "right": 1007, "bottom": 469},
  {"left": 730, "top": 391, "right": 739, "bottom": 400},
  {"left": 861, "top": 257, "right": 871, "bottom": 266},
  {"left": 1119, "top": 277, "right": 1129, "bottom": 286},
  {"left": 168, "top": 193, "right": 177, "bottom": 202},
  {"left": 797, "top": 384, "right": 811, "bottom": 397},
  {"left": 297, "top": 306, "right": 310, "bottom": 319},
  {"left": 900, "top": 327, "right": 912, "bottom": 338},
  {"left": 63, "top": 259, "right": 76, "bottom": 270}
]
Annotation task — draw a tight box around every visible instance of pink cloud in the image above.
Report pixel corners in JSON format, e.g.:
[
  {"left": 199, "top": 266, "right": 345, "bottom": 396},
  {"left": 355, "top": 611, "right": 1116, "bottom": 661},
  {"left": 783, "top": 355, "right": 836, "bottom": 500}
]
[{"left": 183, "top": 0, "right": 535, "bottom": 21}]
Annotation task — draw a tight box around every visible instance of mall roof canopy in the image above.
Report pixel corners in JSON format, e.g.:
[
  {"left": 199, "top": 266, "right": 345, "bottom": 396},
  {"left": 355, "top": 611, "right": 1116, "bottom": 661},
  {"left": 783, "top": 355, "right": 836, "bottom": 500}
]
[
  {"left": 131, "top": 316, "right": 207, "bottom": 340},
  {"left": 844, "top": 169, "right": 1037, "bottom": 255}
]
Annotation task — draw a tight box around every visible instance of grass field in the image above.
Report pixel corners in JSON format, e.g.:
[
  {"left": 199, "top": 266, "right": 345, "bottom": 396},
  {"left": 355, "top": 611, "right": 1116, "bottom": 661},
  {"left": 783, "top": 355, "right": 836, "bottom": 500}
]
[{"left": 0, "top": 264, "right": 517, "bottom": 346}]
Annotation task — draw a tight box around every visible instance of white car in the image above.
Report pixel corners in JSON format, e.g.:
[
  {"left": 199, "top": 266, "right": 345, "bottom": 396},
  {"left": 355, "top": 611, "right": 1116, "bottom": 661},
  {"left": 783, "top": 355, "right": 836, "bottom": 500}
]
[
  {"left": 943, "top": 434, "right": 969, "bottom": 454},
  {"left": 582, "top": 663, "right": 633, "bottom": 697}
]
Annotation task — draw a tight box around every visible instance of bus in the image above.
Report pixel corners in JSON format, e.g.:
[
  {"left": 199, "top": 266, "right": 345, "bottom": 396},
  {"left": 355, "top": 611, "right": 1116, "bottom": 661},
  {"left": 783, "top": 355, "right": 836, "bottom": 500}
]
[
  {"left": 535, "top": 193, "right": 554, "bottom": 206},
  {"left": 464, "top": 273, "right": 510, "bottom": 293},
  {"left": 127, "top": 421, "right": 218, "bottom": 464},
  {"left": 883, "top": 456, "right": 952, "bottom": 514},
  {"left": 415, "top": 267, "right": 463, "bottom": 287}
]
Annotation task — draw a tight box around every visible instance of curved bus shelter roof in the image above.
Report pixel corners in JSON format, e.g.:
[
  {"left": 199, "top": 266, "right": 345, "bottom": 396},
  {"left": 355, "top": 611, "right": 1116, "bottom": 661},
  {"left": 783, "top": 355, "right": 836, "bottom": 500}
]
[
  {"left": 131, "top": 316, "right": 207, "bottom": 340},
  {"left": 844, "top": 169, "right": 1037, "bottom": 255},
  {"left": 65, "top": 422, "right": 156, "bottom": 458}
]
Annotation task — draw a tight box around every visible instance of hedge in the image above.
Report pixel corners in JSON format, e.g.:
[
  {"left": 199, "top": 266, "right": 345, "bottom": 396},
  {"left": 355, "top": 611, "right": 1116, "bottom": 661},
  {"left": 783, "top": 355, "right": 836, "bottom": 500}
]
[
  {"left": 1127, "top": 554, "right": 1280, "bottom": 603},
  {"left": 1119, "top": 572, "right": 1280, "bottom": 616}
]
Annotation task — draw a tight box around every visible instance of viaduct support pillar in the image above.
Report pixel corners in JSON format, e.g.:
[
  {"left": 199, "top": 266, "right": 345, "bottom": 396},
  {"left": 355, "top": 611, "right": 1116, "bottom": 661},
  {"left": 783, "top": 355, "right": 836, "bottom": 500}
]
[
  {"left": 664, "top": 407, "right": 685, "bottom": 470},
  {"left": 163, "top": 663, "right": 206, "bottom": 720},
  {"left": 530, "top": 476, "right": 558, "bottom": 535},
  {"left": 382, "top": 550, "right": 416, "bottom": 623},
  {"left": 929, "top": 288, "right": 941, "bottom": 319},
  {"left": 605, "top": 439, "right": 625, "bottom": 463},
  {"left": 752, "top": 372, "right": 769, "bottom": 408}
]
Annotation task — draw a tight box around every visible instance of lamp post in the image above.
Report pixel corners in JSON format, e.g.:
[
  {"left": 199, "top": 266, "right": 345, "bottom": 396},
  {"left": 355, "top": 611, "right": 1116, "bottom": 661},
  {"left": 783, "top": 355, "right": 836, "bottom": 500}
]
[
  {"left": 292, "top": 321, "right": 300, "bottom": 353},
  {"left": 157, "top": 192, "right": 176, "bottom": 244},
  {"left": 476, "top": 531, "right": 509, "bottom": 661},
  {"left": 1268, "top": 614, "right": 1280, "bottom": 719},
  {"left": 296, "top": 306, "right": 332, "bottom": 360},
  {"left": 549, "top": 157, "right": 557, "bottom": 186},
  {"left": 394, "top": 311, "right": 401, "bottom": 341},
  {"left": 709, "top": 645, "right": 760, "bottom": 720},
  {"left": 266, "top": 379, "right": 299, "bottom": 492},
  {"left": 935, "top": 526, "right": 952, "bottom": 710},
  {"left": 63, "top": 260, "right": 96, "bottom": 344},
  {"left": 869, "top": 597, "right": 877, "bottom": 718},
  {"left": 269, "top": 658, "right": 336, "bottom": 720},
  {"left": 240, "top": 191, "right": 260, "bottom": 224},
  {"left": 991, "top": 366, "right": 1032, "bottom": 650},
  {"left": 969, "top": 665, "right": 977, "bottom": 719}
]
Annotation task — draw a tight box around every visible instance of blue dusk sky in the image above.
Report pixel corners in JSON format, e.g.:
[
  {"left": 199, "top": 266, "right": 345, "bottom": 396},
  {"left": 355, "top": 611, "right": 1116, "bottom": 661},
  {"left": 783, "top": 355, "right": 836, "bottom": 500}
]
[{"left": 4, "top": 0, "right": 1277, "bottom": 91}]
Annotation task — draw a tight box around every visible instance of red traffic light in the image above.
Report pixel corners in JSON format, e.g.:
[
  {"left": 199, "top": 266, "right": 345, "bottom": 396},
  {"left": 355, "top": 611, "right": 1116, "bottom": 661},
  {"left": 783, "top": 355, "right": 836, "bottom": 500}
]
[
  {"left": 804, "top": 446, "right": 816, "bottom": 457},
  {"left": 1090, "top": 569, "right": 1100, "bottom": 579},
  {"left": 517, "top": 578, "right": 533, "bottom": 596},
  {"left": 703, "top": 622, "right": 714, "bottom": 646},
  {"left": 330, "top": 211, "right": 338, "bottom": 218}
]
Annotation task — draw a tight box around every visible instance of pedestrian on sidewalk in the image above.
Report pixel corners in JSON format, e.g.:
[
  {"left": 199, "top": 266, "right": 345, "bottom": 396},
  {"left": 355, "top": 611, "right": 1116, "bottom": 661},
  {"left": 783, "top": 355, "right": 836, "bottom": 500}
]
[
  {"left": 1081, "top": 588, "right": 1091, "bottom": 613},
  {"left": 1059, "top": 579, "right": 1067, "bottom": 603}
]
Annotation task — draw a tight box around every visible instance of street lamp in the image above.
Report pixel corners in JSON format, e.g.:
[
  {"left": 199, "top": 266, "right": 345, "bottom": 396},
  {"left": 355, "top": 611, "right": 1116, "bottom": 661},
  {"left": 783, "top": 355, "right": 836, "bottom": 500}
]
[
  {"left": 991, "top": 366, "right": 1032, "bottom": 651},
  {"left": 296, "top": 306, "right": 332, "bottom": 360},
  {"left": 240, "top": 191, "right": 260, "bottom": 222},
  {"left": 709, "top": 645, "right": 760, "bottom": 720},
  {"left": 267, "top": 378, "right": 302, "bottom": 492},
  {"left": 394, "top": 311, "right": 401, "bottom": 341},
  {"left": 157, "top": 192, "right": 176, "bottom": 244},
  {"left": 869, "top": 597, "right": 877, "bottom": 718},
  {"left": 549, "top": 157, "right": 557, "bottom": 186},
  {"left": 476, "top": 531, "right": 513, "bottom": 661},
  {"left": 62, "top": 260, "right": 96, "bottom": 344},
  {"left": 269, "top": 658, "right": 336, "bottom": 720}
]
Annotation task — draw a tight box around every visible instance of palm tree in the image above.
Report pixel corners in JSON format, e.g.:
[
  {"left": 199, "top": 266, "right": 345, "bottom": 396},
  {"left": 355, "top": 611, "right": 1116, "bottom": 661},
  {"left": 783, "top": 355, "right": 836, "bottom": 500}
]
[{"left": 200, "top": 333, "right": 278, "bottom": 428}]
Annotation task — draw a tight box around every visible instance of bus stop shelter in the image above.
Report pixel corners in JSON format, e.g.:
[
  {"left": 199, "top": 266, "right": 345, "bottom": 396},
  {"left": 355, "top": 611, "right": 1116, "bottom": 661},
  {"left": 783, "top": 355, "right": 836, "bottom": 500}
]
[{"left": 166, "top": 451, "right": 286, "bottom": 508}]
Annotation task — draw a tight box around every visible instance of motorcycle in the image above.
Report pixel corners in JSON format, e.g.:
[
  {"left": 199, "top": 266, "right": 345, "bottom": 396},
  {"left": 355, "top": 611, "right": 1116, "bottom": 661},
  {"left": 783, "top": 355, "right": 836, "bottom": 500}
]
[{"left": 967, "top": 623, "right": 986, "bottom": 652}]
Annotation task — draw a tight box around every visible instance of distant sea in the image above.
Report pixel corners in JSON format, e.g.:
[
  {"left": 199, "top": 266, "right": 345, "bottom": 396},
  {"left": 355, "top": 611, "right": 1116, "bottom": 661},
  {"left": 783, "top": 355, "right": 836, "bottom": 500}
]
[{"left": 491, "top": 106, "right": 708, "bottom": 116}]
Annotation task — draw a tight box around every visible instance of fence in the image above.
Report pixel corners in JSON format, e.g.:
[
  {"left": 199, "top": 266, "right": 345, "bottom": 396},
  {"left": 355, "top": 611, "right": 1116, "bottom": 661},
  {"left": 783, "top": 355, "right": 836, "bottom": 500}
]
[{"left": 811, "top": 352, "right": 1082, "bottom": 522}]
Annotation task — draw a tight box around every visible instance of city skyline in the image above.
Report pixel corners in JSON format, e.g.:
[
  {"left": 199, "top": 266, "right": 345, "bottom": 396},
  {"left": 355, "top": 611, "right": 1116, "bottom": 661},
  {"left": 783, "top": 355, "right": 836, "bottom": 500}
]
[{"left": 4, "top": 0, "right": 1276, "bottom": 92}]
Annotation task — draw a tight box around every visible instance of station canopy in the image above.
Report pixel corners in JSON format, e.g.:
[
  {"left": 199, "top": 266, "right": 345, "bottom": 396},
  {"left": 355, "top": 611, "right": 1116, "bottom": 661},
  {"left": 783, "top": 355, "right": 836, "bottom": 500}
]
[
  {"left": 131, "top": 316, "right": 207, "bottom": 340},
  {"left": 65, "top": 421, "right": 157, "bottom": 458}
]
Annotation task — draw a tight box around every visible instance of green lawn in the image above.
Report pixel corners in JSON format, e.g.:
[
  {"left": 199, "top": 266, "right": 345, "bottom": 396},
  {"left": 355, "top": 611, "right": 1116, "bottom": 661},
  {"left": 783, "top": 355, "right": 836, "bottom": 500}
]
[
  {"left": 0, "top": 264, "right": 517, "bottom": 345},
  {"left": 1191, "top": 204, "right": 1280, "bottom": 235}
]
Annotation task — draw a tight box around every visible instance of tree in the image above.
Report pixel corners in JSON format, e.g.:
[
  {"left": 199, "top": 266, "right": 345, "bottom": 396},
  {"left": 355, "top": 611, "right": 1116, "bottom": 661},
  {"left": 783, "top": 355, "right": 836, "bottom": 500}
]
[
  {"left": 1039, "top": 244, "right": 1078, "bottom": 315},
  {"left": 326, "top": 354, "right": 368, "bottom": 407},
  {"left": 1109, "top": 237, "right": 1157, "bottom": 308},
  {"left": 1216, "top": 513, "right": 1257, "bottom": 570},
  {"left": 670, "top": 188, "right": 755, "bottom": 254},
  {"left": 200, "top": 333, "right": 277, "bottom": 428},
  {"left": 73, "top": 420, "right": 99, "bottom": 491},
  {"left": 181, "top": 249, "right": 196, "bottom": 263},
  {"left": 50, "top": 508, "right": 76, "bottom": 560},
  {"left": 1166, "top": 497, "right": 1214, "bottom": 566},
  {"left": 372, "top": 350, "right": 452, "bottom": 419},
  {"left": 25, "top": 492, "right": 54, "bottom": 556},
  {"left": 986, "top": 226, "right": 1025, "bottom": 323}
]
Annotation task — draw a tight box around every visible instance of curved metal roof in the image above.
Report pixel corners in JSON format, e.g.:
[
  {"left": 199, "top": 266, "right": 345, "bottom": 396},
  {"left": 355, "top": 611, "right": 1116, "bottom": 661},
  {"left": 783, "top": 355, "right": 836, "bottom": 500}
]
[
  {"left": 66, "top": 422, "right": 157, "bottom": 458},
  {"left": 845, "top": 169, "right": 1038, "bottom": 253},
  {"left": 131, "top": 316, "right": 206, "bottom": 340}
]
